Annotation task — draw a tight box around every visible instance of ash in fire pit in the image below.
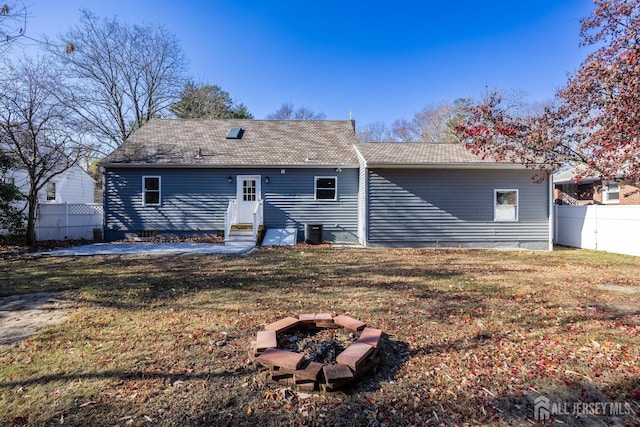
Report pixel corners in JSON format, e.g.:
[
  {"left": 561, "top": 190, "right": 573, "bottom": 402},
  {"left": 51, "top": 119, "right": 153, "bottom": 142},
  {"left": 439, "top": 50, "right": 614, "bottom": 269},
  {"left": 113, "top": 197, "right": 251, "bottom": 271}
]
[
  {"left": 281, "top": 328, "right": 356, "bottom": 364},
  {"left": 251, "top": 314, "right": 383, "bottom": 391}
]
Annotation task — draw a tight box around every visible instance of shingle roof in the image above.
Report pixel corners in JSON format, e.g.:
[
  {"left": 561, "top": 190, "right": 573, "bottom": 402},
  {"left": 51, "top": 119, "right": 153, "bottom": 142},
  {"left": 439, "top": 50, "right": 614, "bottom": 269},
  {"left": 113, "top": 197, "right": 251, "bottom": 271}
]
[
  {"left": 553, "top": 164, "right": 598, "bottom": 184},
  {"left": 101, "top": 119, "right": 359, "bottom": 167},
  {"left": 355, "top": 142, "right": 526, "bottom": 168}
]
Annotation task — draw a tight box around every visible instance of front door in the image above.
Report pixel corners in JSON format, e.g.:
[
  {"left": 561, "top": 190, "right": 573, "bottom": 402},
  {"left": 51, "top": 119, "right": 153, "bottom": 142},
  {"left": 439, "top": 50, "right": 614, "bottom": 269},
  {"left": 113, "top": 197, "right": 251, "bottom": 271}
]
[{"left": 236, "top": 175, "right": 261, "bottom": 224}]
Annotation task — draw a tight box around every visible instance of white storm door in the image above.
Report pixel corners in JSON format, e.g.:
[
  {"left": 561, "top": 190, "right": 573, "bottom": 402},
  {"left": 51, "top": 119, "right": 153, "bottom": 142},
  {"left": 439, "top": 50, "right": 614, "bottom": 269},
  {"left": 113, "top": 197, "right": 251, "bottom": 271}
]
[{"left": 236, "top": 175, "right": 260, "bottom": 223}]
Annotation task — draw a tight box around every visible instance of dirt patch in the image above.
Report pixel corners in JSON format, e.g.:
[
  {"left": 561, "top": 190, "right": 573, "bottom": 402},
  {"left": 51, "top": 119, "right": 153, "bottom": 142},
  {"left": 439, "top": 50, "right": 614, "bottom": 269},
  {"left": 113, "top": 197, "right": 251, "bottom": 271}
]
[{"left": 0, "top": 292, "right": 75, "bottom": 345}]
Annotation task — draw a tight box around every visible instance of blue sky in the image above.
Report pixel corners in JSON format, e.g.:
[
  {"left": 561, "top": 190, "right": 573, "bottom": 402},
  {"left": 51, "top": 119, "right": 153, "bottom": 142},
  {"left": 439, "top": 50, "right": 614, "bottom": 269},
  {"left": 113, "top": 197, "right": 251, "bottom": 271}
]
[{"left": 18, "top": 0, "right": 594, "bottom": 127}]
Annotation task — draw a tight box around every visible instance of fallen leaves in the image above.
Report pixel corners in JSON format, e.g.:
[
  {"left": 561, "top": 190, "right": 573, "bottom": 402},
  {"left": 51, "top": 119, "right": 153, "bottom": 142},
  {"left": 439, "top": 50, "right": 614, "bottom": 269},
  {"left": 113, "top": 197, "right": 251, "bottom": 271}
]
[{"left": 1, "top": 247, "right": 639, "bottom": 425}]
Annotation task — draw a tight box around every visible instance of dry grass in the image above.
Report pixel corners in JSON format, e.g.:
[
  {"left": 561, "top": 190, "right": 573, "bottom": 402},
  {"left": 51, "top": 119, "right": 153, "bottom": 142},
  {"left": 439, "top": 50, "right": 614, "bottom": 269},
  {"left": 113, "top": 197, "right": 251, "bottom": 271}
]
[{"left": 1, "top": 246, "right": 639, "bottom": 426}]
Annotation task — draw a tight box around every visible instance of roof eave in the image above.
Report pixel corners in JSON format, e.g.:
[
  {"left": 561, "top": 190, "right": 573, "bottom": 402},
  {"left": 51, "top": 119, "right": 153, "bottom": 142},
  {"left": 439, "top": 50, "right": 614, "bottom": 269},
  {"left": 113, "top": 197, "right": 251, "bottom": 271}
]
[
  {"left": 365, "top": 162, "right": 548, "bottom": 170},
  {"left": 553, "top": 177, "right": 599, "bottom": 184},
  {"left": 100, "top": 162, "right": 359, "bottom": 169}
]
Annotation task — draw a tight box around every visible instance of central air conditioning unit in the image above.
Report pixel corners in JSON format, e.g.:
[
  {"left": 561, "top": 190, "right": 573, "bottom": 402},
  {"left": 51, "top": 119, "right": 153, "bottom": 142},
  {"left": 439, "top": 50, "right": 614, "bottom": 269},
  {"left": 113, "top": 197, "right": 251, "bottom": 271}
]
[{"left": 304, "top": 224, "right": 323, "bottom": 244}]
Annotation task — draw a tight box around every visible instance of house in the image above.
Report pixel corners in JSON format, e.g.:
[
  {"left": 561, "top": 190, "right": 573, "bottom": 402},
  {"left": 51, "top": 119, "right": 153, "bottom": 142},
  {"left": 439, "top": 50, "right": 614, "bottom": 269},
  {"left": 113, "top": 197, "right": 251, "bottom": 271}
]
[
  {"left": 1, "top": 164, "right": 97, "bottom": 239},
  {"left": 553, "top": 166, "right": 640, "bottom": 256},
  {"left": 553, "top": 167, "right": 640, "bottom": 205},
  {"left": 100, "top": 119, "right": 360, "bottom": 243},
  {"left": 355, "top": 143, "right": 552, "bottom": 250},
  {"left": 4, "top": 165, "right": 96, "bottom": 204},
  {"left": 100, "top": 119, "right": 552, "bottom": 249}
]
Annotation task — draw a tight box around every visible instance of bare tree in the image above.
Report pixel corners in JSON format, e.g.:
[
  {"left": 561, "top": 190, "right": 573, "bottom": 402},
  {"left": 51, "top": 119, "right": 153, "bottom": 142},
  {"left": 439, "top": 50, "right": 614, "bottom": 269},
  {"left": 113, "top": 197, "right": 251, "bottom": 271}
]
[
  {"left": 0, "top": 1, "right": 28, "bottom": 54},
  {"left": 390, "top": 101, "right": 469, "bottom": 143},
  {"left": 0, "top": 56, "right": 91, "bottom": 245},
  {"left": 49, "top": 10, "right": 188, "bottom": 153},
  {"left": 356, "top": 100, "right": 472, "bottom": 143},
  {"left": 266, "top": 102, "right": 326, "bottom": 120},
  {"left": 356, "top": 121, "right": 392, "bottom": 142}
]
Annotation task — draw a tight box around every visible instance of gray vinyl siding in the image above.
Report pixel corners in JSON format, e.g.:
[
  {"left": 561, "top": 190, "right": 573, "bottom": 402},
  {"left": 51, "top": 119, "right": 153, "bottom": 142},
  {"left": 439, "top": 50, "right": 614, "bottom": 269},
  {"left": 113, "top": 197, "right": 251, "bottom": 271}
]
[
  {"left": 104, "top": 167, "right": 358, "bottom": 242},
  {"left": 104, "top": 169, "right": 229, "bottom": 240},
  {"left": 262, "top": 168, "right": 358, "bottom": 243},
  {"left": 366, "top": 168, "right": 550, "bottom": 249}
]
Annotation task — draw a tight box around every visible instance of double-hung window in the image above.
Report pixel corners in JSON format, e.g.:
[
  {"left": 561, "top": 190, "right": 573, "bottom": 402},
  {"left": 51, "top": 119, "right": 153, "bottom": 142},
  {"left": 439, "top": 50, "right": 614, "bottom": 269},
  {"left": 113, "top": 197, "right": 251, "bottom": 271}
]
[
  {"left": 315, "top": 177, "right": 337, "bottom": 200},
  {"left": 494, "top": 189, "right": 518, "bottom": 221},
  {"left": 46, "top": 182, "right": 56, "bottom": 201},
  {"left": 143, "top": 176, "right": 161, "bottom": 206},
  {"left": 602, "top": 182, "right": 620, "bottom": 204}
]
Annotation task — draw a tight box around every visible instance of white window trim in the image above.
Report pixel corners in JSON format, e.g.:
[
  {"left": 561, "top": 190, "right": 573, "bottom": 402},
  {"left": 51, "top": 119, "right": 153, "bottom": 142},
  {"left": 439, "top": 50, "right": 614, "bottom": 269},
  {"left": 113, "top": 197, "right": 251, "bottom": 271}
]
[
  {"left": 314, "top": 176, "right": 337, "bottom": 201},
  {"left": 142, "top": 175, "right": 161, "bottom": 206},
  {"left": 46, "top": 181, "right": 56, "bottom": 201},
  {"left": 494, "top": 189, "right": 519, "bottom": 222},
  {"left": 602, "top": 181, "right": 620, "bottom": 204}
]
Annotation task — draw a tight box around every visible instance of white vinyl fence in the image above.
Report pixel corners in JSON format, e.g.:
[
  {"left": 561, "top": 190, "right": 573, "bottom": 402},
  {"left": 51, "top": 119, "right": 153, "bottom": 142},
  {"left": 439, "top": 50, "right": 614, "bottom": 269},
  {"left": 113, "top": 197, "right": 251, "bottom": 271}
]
[
  {"left": 555, "top": 205, "right": 640, "bottom": 257},
  {"left": 36, "top": 203, "right": 103, "bottom": 241}
]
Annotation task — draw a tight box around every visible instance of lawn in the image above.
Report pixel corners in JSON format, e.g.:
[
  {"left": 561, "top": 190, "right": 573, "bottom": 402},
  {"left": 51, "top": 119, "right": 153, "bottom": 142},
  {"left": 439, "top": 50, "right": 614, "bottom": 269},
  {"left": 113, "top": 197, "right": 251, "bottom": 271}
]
[{"left": 1, "top": 246, "right": 639, "bottom": 426}]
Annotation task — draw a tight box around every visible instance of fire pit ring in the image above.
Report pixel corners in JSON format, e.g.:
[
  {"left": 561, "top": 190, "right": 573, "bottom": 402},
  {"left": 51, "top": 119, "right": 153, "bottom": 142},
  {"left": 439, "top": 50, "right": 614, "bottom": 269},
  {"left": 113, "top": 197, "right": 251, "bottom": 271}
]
[{"left": 250, "top": 314, "right": 382, "bottom": 391}]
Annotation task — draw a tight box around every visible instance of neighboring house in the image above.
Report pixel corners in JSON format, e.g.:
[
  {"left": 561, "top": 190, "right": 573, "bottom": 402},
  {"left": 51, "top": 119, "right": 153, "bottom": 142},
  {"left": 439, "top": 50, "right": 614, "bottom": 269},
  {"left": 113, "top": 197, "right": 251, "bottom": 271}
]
[
  {"left": 100, "top": 119, "right": 552, "bottom": 249},
  {"left": 6, "top": 165, "right": 96, "bottom": 204},
  {"left": 553, "top": 167, "right": 640, "bottom": 205},
  {"left": 1, "top": 164, "right": 97, "bottom": 238}
]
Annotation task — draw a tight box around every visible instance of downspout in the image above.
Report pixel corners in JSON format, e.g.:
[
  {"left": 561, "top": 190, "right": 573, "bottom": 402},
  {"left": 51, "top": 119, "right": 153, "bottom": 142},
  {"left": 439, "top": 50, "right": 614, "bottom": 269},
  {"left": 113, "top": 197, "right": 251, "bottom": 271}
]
[
  {"left": 102, "top": 167, "right": 107, "bottom": 242},
  {"left": 352, "top": 144, "right": 367, "bottom": 247},
  {"left": 362, "top": 164, "right": 367, "bottom": 247}
]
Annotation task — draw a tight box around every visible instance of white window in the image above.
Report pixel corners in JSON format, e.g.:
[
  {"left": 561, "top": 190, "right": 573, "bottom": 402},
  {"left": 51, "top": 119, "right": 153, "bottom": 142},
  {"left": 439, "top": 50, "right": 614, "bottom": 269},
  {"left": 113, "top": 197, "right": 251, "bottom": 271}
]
[
  {"left": 315, "top": 176, "right": 337, "bottom": 200},
  {"left": 494, "top": 189, "right": 518, "bottom": 222},
  {"left": 46, "top": 182, "right": 56, "bottom": 201},
  {"left": 603, "top": 182, "right": 620, "bottom": 204},
  {"left": 142, "top": 176, "right": 161, "bottom": 206}
]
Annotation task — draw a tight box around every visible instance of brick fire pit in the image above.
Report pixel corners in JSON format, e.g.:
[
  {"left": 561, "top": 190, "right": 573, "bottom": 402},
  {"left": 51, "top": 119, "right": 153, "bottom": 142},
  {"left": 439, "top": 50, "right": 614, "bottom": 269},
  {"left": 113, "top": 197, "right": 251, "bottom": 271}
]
[{"left": 250, "top": 314, "right": 382, "bottom": 391}]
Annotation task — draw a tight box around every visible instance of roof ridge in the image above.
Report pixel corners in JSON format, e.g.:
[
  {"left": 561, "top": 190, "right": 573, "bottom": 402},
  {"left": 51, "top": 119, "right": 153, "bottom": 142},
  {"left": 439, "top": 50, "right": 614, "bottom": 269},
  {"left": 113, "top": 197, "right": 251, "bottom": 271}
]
[
  {"left": 150, "top": 118, "right": 353, "bottom": 123},
  {"left": 356, "top": 141, "right": 463, "bottom": 145}
]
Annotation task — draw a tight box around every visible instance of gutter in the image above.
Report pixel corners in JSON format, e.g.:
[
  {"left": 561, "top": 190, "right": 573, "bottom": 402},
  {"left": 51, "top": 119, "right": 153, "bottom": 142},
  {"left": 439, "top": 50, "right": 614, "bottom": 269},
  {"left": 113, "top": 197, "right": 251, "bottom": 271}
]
[
  {"left": 364, "top": 162, "right": 551, "bottom": 170},
  {"left": 99, "top": 163, "right": 360, "bottom": 169}
]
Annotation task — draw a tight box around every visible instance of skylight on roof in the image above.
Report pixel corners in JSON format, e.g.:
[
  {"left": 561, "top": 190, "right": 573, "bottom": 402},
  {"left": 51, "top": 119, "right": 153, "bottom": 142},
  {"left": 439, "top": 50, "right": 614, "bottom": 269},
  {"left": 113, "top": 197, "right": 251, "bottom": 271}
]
[{"left": 226, "top": 127, "right": 244, "bottom": 139}]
